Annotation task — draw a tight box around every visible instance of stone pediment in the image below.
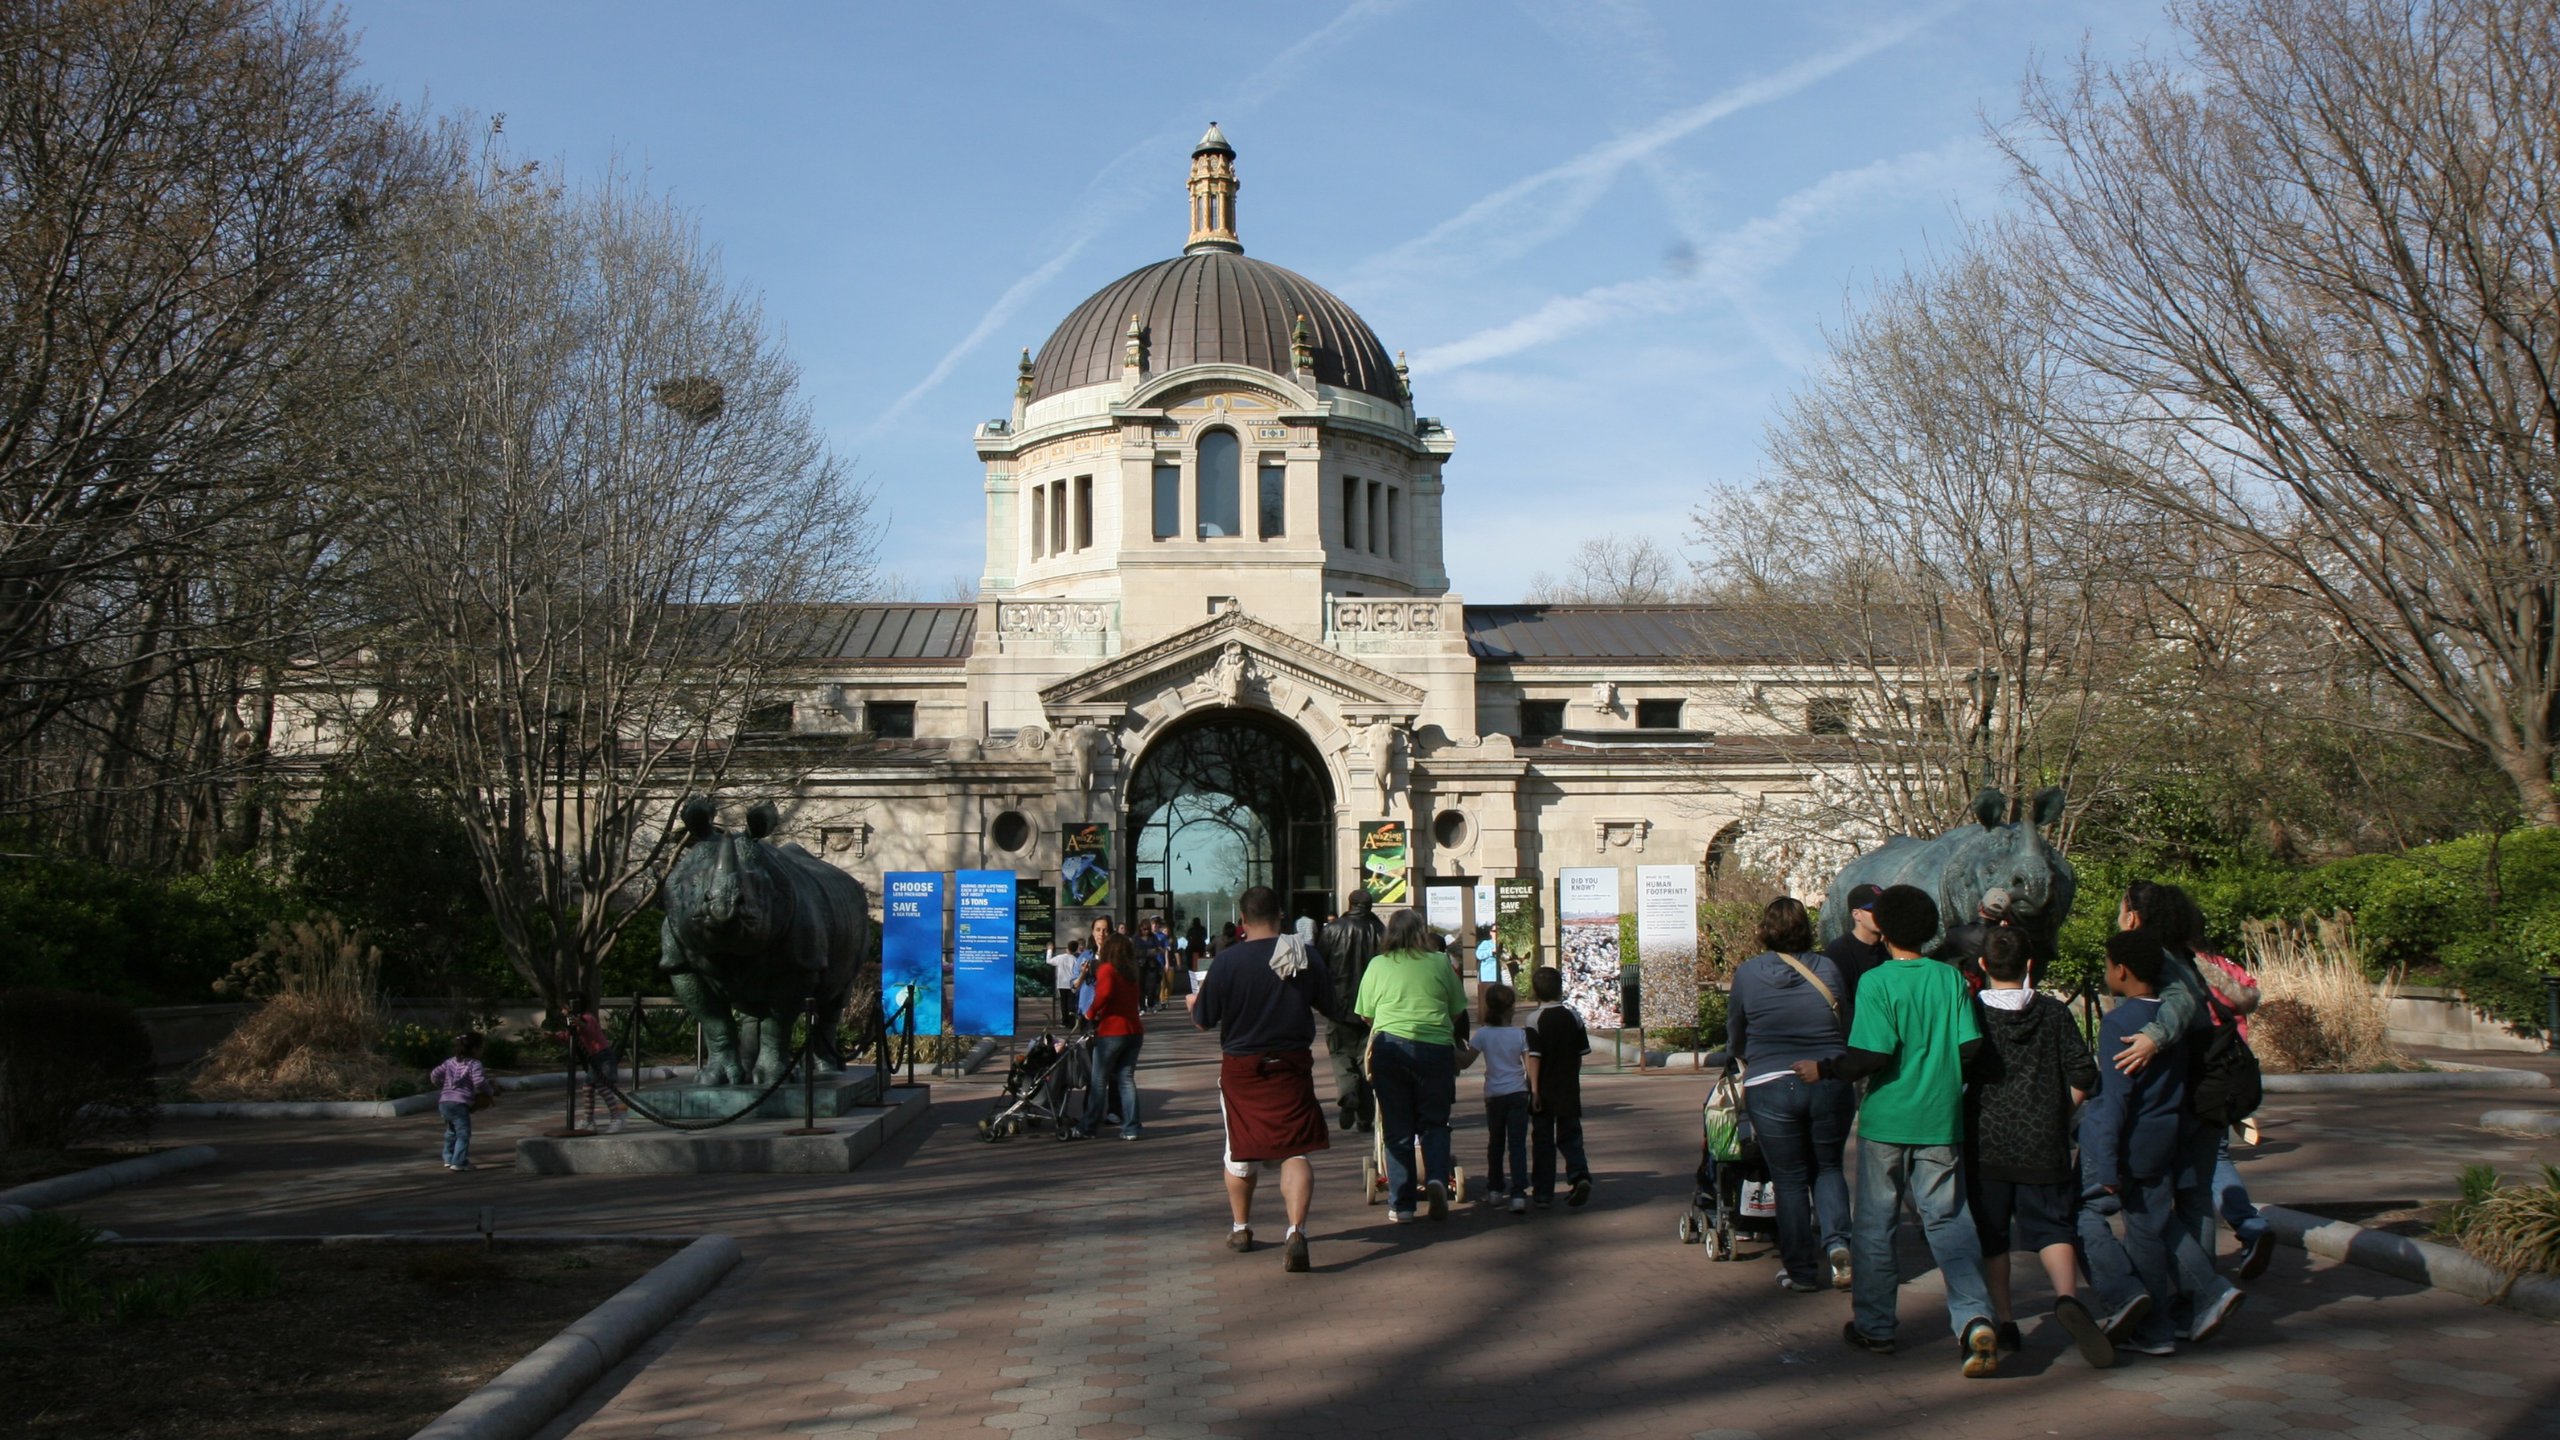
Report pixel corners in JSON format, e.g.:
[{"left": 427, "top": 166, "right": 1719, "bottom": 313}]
[{"left": 1039, "top": 610, "right": 1424, "bottom": 714}]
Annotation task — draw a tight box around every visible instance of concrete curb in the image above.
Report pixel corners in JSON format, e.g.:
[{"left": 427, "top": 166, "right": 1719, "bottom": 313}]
[
  {"left": 2263, "top": 1068, "right": 2550, "bottom": 1093},
  {"left": 156, "top": 1095, "right": 436, "bottom": 1119},
  {"left": 2260, "top": 1203, "right": 2560, "bottom": 1323},
  {"left": 492, "top": 1064, "right": 697, "bottom": 1094},
  {"left": 409, "top": 1233, "right": 742, "bottom": 1440},
  {"left": 149, "top": 1066, "right": 702, "bottom": 1119},
  {"left": 0, "top": 1144, "right": 220, "bottom": 1214},
  {"left": 2480, "top": 1109, "right": 2560, "bottom": 1136}
]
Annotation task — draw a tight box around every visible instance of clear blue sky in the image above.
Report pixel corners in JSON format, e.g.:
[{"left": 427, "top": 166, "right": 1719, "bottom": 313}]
[{"left": 337, "top": 0, "right": 2157, "bottom": 601}]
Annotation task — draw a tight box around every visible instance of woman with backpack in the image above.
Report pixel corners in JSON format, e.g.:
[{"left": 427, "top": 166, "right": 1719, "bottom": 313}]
[{"left": 1725, "top": 896, "right": 1855, "bottom": 1293}]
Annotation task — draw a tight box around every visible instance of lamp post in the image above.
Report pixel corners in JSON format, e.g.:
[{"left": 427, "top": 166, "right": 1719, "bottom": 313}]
[{"left": 546, "top": 707, "right": 591, "bottom": 1139}]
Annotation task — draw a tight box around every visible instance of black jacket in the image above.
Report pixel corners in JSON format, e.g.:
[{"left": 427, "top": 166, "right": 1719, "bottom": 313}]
[{"left": 1963, "top": 993, "right": 2097, "bottom": 1184}]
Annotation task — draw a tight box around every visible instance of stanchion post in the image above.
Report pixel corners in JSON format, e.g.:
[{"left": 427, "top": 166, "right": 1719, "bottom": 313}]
[
  {"left": 548, "top": 1015, "right": 593, "bottom": 1139},
  {"left": 904, "top": 992, "right": 918, "bottom": 1089},
  {"left": 784, "top": 989, "right": 832, "bottom": 1137}
]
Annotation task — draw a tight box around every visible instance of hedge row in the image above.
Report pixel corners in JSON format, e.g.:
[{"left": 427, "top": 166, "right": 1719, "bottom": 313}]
[{"left": 2054, "top": 828, "right": 2560, "bottom": 1030}]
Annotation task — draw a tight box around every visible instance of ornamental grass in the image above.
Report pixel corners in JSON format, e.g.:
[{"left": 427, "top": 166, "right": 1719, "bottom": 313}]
[
  {"left": 192, "top": 917, "right": 402, "bottom": 1102},
  {"left": 2242, "top": 914, "right": 2404, "bottom": 1074}
]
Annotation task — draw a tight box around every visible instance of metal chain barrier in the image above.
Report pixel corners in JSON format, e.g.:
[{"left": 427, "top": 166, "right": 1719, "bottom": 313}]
[{"left": 570, "top": 988, "right": 915, "bottom": 1134}]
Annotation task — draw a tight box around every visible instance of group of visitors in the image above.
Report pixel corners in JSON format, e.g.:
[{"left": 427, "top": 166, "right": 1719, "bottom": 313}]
[
  {"left": 1185, "top": 886, "right": 1597, "bottom": 1273},
  {"left": 1727, "top": 879, "right": 2272, "bottom": 1377}
]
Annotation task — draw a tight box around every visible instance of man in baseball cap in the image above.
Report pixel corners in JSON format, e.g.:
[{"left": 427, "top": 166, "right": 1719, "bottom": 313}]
[{"left": 1823, "top": 883, "right": 1890, "bottom": 1035}]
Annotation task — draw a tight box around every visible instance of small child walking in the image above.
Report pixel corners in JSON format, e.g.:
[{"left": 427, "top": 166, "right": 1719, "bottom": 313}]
[
  {"left": 1468, "top": 983, "right": 1532, "bottom": 1214},
  {"left": 428, "top": 1033, "right": 496, "bottom": 1171},
  {"left": 1521, "top": 967, "right": 1594, "bottom": 1209}
]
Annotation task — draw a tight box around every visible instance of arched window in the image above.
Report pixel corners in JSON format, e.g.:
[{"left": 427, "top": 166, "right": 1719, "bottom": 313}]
[{"left": 1195, "top": 428, "right": 1241, "bottom": 538}]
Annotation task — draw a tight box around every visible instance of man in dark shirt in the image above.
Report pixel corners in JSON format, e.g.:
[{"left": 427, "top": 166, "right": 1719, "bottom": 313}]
[
  {"left": 1821, "top": 883, "right": 1888, "bottom": 1034},
  {"left": 1318, "top": 891, "right": 1385, "bottom": 1130},
  {"left": 1191, "top": 884, "right": 1340, "bottom": 1273}
]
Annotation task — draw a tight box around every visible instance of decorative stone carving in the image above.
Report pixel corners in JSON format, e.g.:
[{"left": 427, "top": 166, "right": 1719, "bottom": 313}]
[
  {"left": 821, "top": 822, "right": 873, "bottom": 861},
  {"left": 998, "top": 602, "right": 1112, "bottom": 636},
  {"left": 1365, "top": 719, "right": 1405, "bottom": 819},
  {"left": 1331, "top": 600, "right": 1441, "bottom": 634},
  {"left": 1594, "top": 817, "right": 1650, "bottom": 853},
  {"left": 1214, "top": 641, "right": 1248, "bottom": 704}
]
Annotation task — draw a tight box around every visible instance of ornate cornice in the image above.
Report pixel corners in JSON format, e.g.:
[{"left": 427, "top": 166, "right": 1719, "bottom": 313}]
[{"left": 1038, "top": 609, "right": 1424, "bottom": 710}]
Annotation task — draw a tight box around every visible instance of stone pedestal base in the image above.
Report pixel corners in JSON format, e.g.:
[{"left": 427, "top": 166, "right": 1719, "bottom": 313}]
[
  {"left": 513, "top": 1085, "right": 928, "bottom": 1175},
  {"left": 632, "top": 1072, "right": 882, "bottom": 1121}
]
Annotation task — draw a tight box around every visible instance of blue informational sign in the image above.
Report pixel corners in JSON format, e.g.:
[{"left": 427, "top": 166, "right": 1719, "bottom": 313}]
[
  {"left": 881, "top": 871, "right": 946, "bottom": 1038},
  {"left": 952, "top": 869, "right": 1018, "bottom": 1037}
]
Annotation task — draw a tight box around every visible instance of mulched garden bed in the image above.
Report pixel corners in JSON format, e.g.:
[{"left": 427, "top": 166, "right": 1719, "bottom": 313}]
[{"left": 4, "top": 1239, "right": 675, "bottom": 1438}]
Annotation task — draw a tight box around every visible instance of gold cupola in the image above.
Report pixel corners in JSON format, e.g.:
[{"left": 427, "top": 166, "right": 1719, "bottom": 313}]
[{"left": 1185, "top": 122, "right": 1240, "bottom": 254}]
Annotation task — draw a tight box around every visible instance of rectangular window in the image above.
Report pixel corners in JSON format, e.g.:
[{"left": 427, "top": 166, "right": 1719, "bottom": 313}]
[
  {"left": 1341, "top": 475, "right": 1361, "bottom": 550},
  {"left": 868, "top": 701, "right": 916, "bottom": 739},
  {"left": 1048, "top": 480, "right": 1066, "bottom": 556},
  {"left": 1367, "top": 480, "right": 1383, "bottom": 555},
  {"left": 1196, "top": 429, "right": 1241, "bottom": 538},
  {"left": 742, "top": 701, "right": 793, "bottom": 735},
  {"left": 1258, "top": 464, "right": 1286, "bottom": 539},
  {"left": 1636, "top": 699, "right": 1683, "bottom": 730},
  {"left": 1073, "top": 474, "right": 1092, "bottom": 551},
  {"left": 1153, "top": 465, "right": 1180, "bottom": 539},
  {"left": 1806, "top": 697, "right": 1853, "bottom": 736},
  {"left": 1386, "top": 487, "right": 1402, "bottom": 560},
  {"left": 1030, "top": 486, "right": 1047, "bottom": 559},
  {"left": 1519, "top": 700, "right": 1567, "bottom": 744}
]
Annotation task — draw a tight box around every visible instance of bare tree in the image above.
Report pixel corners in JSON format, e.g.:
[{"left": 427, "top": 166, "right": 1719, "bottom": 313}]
[
  {"left": 1525, "top": 534, "right": 1690, "bottom": 603},
  {"left": 0, "top": 0, "right": 436, "bottom": 861},
  {"left": 2004, "top": 0, "right": 2560, "bottom": 824},
  {"left": 344, "top": 152, "right": 876, "bottom": 1014},
  {"left": 1694, "top": 245, "right": 2129, "bottom": 861}
]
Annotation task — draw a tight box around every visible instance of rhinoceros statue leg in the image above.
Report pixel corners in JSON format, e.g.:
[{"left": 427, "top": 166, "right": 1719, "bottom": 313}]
[
  {"left": 670, "top": 970, "right": 751, "bottom": 1086},
  {"left": 750, "top": 1011, "right": 795, "bottom": 1087}
]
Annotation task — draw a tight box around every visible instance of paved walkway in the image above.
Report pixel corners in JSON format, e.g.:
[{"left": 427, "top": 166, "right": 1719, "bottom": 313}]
[{"left": 73, "top": 1015, "right": 2560, "bottom": 1440}]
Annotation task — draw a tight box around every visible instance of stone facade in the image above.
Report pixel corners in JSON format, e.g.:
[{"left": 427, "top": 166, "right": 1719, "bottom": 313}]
[{"left": 733, "top": 127, "right": 1855, "bottom": 954}]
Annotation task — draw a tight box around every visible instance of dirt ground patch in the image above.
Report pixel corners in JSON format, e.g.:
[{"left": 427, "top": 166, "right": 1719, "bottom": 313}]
[{"left": 3, "top": 1240, "right": 675, "bottom": 1438}]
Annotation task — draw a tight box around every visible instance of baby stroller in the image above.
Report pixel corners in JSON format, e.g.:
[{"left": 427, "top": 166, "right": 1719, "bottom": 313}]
[
  {"left": 1678, "top": 1059, "right": 1777, "bottom": 1260},
  {"left": 976, "top": 1031, "right": 1094, "bottom": 1141}
]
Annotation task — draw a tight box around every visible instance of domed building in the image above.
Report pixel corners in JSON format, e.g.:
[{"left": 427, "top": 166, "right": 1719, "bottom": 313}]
[{"left": 775, "top": 127, "right": 1838, "bottom": 979}]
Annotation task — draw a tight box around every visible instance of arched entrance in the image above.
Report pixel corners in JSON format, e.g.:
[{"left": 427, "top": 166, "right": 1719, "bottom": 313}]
[{"left": 1124, "top": 708, "right": 1334, "bottom": 933}]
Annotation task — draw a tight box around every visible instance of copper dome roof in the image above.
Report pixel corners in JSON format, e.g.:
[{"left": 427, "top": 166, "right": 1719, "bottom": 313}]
[{"left": 1027, "top": 249, "right": 1403, "bottom": 405}]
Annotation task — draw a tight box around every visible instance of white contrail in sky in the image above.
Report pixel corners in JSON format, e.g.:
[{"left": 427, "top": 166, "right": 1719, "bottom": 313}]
[
  {"left": 1348, "top": 0, "right": 1963, "bottom": 290},
  {"left": 864, "top": 0, "right": 1407, "bottom": 437},
  {"left": 1409, "top": 138, "right": 1984, "bottom": 373}
]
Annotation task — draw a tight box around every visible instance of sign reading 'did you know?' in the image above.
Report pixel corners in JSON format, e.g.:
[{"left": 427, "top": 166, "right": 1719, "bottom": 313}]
[
  {"left": 881, "top": 871, "right": 945, "bottom": 1038},
  {"left": 952, "top": 870, "right": 1018, "bottom": 1037}
]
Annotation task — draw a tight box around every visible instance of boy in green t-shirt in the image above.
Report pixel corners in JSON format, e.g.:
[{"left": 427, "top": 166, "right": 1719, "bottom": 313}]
[{"left": 1795, "top": 883, "right": 1997, "bottom": 1376}]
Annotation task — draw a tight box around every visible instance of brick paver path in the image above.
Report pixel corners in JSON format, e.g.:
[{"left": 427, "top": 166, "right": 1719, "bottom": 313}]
[{"left": 73, "top": 1013, "right": 2560, "bottom": 1439}]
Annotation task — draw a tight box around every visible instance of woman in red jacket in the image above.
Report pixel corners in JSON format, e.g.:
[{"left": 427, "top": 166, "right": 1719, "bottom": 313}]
[{"left": 1078, "top": 934, "right": 1146, "bottom": 1140}]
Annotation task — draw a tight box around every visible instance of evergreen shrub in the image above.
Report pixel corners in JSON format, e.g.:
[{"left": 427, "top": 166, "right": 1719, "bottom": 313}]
[{"left": 0, "top": 989, "right": 156, "bottom": 1151}]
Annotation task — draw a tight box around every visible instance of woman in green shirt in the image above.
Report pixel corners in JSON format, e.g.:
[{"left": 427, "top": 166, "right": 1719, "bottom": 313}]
[{"left": 1354, "top": 907, "right": 1469, "bottom": 1221}]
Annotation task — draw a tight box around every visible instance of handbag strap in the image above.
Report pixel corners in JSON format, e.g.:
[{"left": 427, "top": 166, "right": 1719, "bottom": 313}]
[{"left": 1776, "top": 952, "right": 1839, "bottom": 1018}]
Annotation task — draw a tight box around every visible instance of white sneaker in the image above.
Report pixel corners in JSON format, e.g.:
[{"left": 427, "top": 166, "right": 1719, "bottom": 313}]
[
  {"left": 1509, "top": 1194, "right": 1527, "bottom": 1215},
  {"left": 2186, "top": 1287, "right": 2244, "bottom": 1343}
]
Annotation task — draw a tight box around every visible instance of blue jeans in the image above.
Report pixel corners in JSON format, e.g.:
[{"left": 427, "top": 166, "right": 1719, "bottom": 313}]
[
  {"left": 2172, "top": 1121, "right": 2224, "bottom": 1261},
  {"left": 1484, "top": 1091, "right": 1530, "bottom": 1195},
  {"left": 1531, "top": 1109, "right": 1588, "bottom": 1199},
  {"left": 1746, "top": 1074, "right": 1854, "bottom": 1286},
  {"left": 1371, "top": 1033, "right": 1456, "bottom": 1210},
  {"left": 1082, "top": 1032, "right": 1143, "bottom": 1138},
  {"left": 2075, "top": 1187, "right": 2148, "bottom": 1323},
  {"left": 440, "top": 1100, "right": 473, "bottom": 1167},
  {"left": 1851, "top": 1137, "right": 1995, "bottom": 1342},
  {"left": 2122, "top": 1171, "right": 2237, "bottom": 1345},
  {"left": 2212, "top": 1132, "right": 2265, "bottom": 1243}
]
